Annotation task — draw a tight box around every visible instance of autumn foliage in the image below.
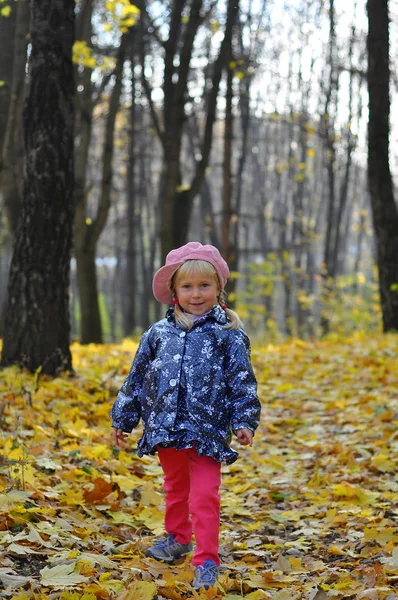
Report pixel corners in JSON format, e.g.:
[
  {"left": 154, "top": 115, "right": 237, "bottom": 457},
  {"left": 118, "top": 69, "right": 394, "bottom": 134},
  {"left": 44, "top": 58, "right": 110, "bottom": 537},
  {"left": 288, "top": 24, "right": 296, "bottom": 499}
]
[{"left": 0, "top": 334, "right": 398, "bottom": 599}]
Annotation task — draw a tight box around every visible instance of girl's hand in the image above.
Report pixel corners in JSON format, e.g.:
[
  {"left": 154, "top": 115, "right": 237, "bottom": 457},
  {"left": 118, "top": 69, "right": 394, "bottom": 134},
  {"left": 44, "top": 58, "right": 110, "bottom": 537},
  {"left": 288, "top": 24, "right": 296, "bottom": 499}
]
[
  {"left": 113, "top": 428, "right": 128, "bottom": 448},
  {"left": 236, "top": 428, "right": 253, "bottom": 446}
]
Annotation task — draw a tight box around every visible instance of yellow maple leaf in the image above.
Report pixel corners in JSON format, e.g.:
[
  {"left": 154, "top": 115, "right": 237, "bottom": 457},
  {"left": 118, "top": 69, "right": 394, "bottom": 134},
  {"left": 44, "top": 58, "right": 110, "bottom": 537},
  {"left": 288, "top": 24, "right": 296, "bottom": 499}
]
[
  {"left": 95, "top": 577, "right": 125, "bottom": 593},
  {"left": 112, "top": 473, "right": 148, "bottom": 489},
  {"left": 371, "top": 454, "right": 395, "bottom": 472},
  {"left": 77, "top": 560, "right": 97, "bottom": 576},
  {"left": 245, "top": 591, "right": 273, "bottom": 599},
  {"left": 84, "top": 444, "right": 112, "bottom": 460},
  {"left": 40, "top": 563, "right": 89, "bottom": 587},
  {"left": 364, "top": 527, "right": 398, "bottom": 545},
  {"left": 118, "top": 581, "right": 157, "bottom": 600},
  {"left": 138, "top": 506, "right": 165, "bottom": 532},
  {"left": 355, "top": 487, "right": 379, "bottom": 505},
  {"left": 328, "top": 545, "right": 345, "bottom": 556},
  {"left": 140, "top": 484, "right": 163, "bottom": 506},
  {"left": 332, "top": 482, "right": 379, "bottom": 505},
  {"left": 289, "top": 556, "right": 306, "bottom": 571},
  {"left": 60, "top": 488, "right": 85, "bottom": 506},
  {"left": 107, "top": 510, "right": 138, "bottom": 528}
]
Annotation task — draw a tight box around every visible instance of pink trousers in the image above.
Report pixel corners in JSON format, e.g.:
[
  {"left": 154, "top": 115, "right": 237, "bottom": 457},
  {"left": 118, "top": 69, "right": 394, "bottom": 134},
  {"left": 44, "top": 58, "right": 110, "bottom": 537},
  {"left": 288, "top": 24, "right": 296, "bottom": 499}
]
[{"left": 157, "top": 446, "right": 221, "bottom": 566}]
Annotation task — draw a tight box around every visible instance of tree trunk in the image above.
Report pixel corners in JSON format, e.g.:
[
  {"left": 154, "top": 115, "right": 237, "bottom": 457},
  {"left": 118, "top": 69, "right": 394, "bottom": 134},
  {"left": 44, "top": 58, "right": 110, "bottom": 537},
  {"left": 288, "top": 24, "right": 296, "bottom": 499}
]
[
  {"left": 367, "top": 0, "right": 398, "bottom": 331},
  {"left": 222, "top": 62, "right": 234, "bottom": 264},
  {"left": 323, "top": 0, "right": 338, "bottom": 279},
  {"left": 353, "top": 203, "right": 367, "bottom": 291},
  {"left": 320, "top": 0, "right": 339, "bottom": 335},
  {"left": 0, "top": 0, "right": 18, "bottom": 159},
  {"left": 75, "top": 246, "right": 102, "bottom": 343},
  {"left": 161, "top": 152, "right": 182, "bottom": 257},
  {"left": 74, "top": 0, "right": 93, "bottom": 226},
  {"left": 123, "top": 52, "right": 137, "bottom": 336},
  {"left": 1, "top": 0, "right": 30, "bottom": 235},
  {"left": 233, "top": 73, "right": 251, "bottom": 282},
  {"left": 75, "top": 33, "right": 126, "bottom": 343},
  {"left": 1, "top": 0, "right": 75, "bottom": 375}
]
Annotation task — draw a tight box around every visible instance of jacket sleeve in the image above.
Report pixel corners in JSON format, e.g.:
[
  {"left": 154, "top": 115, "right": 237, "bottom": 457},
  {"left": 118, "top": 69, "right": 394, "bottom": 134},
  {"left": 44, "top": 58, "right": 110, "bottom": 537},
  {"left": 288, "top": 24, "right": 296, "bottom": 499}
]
[
  {"left": 225, "top": 329, "right": 261, "bottom": 434},
  {"left": 111, "top": 327, "right": 153, "bottom": 432}
]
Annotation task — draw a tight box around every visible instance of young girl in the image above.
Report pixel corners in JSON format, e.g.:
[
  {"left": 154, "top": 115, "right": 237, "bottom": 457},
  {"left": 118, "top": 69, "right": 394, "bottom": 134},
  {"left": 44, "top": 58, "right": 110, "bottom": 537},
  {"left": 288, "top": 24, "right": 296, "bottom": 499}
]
[{"left": 111, "top": 241, "right": 261, "bottom": 591}]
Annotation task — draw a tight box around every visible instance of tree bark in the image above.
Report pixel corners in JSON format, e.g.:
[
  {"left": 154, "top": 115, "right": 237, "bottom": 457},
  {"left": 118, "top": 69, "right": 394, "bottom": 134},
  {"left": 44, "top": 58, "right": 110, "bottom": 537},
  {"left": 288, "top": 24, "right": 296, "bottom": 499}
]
[
  {"left": 123, "top": 51, "right": 138, "bottom": 336},
  {"left": 75, "top": 246, "right": 101, "bottom": 343},
  {"left": 75, "top": 33, "right": 127, "bottom": 344},
  {"left": 320, "top": 0, "right": 339, "bottom": 335},
  {"left": 233, "top": 73, "right": 251, "bottom": 274},
  {"left": 322, "top": 0, "right": 338, "bottom": 279},
  {"left": 222, "top": 62, "right": 234, "bottom": 265},
  {"left": 367, "top": 0, "right": 398, "bottom": 331},
  {"left": 0, "top": 0, "right": 18, "bottom": 160},
  {"left": 1, "top": 0, "right": 75, "bottom": 374},
  {"left": 1, "top": 0, "right": 30, "bottom": 235}
]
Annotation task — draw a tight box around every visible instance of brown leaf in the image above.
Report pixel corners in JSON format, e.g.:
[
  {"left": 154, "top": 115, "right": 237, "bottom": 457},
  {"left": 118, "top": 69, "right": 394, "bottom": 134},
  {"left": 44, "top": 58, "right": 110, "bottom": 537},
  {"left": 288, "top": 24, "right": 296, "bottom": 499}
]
[{"left": 83, "top": 477, "right": 119, "bottom": 504}]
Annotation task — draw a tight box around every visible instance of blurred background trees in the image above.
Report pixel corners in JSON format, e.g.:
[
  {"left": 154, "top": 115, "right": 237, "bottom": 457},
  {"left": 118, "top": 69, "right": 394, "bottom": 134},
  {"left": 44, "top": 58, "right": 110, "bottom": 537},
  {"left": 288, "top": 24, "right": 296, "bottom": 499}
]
[{"left": 0, "top": 0, "right": 397, "bottom": 352}]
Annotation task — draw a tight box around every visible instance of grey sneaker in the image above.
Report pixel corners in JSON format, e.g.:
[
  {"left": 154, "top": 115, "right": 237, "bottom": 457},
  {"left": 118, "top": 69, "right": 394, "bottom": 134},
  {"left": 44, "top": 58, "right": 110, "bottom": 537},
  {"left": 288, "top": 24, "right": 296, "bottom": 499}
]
[
  {"left": 146, "top": 533, "right": 193, "bottom": 563},
  {"left": 192, "top": 559, "right": 218, "bottom": 590}
]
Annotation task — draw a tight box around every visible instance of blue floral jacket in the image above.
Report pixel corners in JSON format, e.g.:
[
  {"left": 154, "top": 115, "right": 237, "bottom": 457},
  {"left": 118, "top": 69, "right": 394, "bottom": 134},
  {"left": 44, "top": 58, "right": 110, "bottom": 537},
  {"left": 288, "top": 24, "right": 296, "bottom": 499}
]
[{"left": 111, "top": 305, "right": 261, "bottom": 463}]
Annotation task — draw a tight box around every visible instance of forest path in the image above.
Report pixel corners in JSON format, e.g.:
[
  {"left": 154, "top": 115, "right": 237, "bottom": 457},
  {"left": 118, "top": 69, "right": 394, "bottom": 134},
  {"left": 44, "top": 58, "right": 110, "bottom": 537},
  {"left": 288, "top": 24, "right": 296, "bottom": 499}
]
[{"left": 0, "top": 333, "right": 397, "bottom": 598}]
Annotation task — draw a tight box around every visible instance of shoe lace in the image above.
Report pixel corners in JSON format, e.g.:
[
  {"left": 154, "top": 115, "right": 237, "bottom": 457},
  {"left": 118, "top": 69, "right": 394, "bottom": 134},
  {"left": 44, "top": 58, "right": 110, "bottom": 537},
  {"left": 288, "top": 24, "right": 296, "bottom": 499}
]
[
  {"left": 200, "top": 562, "right": 218, "bottom": 582},
  {"left": 155, "top": 534, "right": 175, "bottom": 550}
]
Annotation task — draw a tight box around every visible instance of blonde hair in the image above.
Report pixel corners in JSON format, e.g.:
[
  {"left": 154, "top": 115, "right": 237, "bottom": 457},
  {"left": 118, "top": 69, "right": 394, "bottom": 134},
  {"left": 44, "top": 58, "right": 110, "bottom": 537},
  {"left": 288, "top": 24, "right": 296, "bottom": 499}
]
[{"left": 168, "top": 259, "right": 242, "bottom": 331}]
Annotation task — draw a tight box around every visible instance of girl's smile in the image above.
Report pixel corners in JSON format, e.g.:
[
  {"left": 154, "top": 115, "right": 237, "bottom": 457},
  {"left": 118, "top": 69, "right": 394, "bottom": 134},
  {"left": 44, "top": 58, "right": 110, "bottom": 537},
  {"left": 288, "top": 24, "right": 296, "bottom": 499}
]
[{"left": 175, "top": 274, "right": 220, "bottom": 316}]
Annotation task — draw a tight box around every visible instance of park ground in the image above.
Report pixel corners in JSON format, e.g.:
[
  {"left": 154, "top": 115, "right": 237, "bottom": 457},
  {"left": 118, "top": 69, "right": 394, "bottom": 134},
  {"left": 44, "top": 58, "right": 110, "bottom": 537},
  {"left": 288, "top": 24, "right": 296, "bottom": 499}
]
[{"left": 0, "top": 333, "right": 397, "bottom": 599}]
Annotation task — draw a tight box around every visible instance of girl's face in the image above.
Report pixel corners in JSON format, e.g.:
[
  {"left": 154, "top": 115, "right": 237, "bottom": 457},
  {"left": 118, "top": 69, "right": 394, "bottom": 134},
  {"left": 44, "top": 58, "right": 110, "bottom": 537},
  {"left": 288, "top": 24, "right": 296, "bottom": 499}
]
[{"left": 174, "top": 271, "right": 220, "bottom": 316}]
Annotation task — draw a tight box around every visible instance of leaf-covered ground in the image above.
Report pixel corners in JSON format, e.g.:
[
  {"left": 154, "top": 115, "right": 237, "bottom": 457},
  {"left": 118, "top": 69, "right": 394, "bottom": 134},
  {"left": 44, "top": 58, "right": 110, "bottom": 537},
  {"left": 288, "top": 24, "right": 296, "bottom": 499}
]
[{"left": 0, "top": 333, "right": 398, "bottom": 600}]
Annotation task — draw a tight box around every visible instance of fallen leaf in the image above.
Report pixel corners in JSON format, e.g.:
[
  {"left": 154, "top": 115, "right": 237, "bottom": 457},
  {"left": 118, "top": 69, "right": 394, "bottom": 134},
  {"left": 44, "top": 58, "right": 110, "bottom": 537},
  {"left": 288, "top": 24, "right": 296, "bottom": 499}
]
[
  {"left": 83, "top": 477, "right": 114, "bottom": 503},
  {"left": 0, "top": 573, "right": 31, "bottom": 590},
  {"left": 119, "top": 580, "right": 158, "bottom": 599},
  {"left": 40, "top": 563, "right": 89, "bottom": 587}
]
